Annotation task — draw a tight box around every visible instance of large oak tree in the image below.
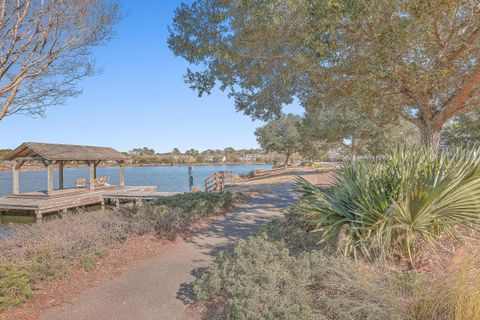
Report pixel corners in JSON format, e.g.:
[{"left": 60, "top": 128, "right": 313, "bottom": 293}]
[
  {"left": 0, "top": 0, "right": 120, "bottom": 122},
  {"left": 169, "top": 0, "right": 480, "bottom": 151}
]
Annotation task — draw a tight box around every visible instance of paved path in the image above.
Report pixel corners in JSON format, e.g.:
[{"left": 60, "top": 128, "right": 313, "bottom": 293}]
[{"left": 41, "top": 183, "right": 296, "bottom": 320}]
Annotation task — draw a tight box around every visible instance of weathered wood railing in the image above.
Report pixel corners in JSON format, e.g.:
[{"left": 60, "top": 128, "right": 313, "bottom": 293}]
[{"left": 204, "top": 170, "right": 233, "bottom": 192}]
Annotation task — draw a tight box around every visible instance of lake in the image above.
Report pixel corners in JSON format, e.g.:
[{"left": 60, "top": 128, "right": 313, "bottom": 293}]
[{"left": 0, "top": 164, "right": 272, "bottom": 196}]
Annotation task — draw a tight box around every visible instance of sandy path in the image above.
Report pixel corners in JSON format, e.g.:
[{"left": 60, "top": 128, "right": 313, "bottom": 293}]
[{"left": 40, "top": 183, "right": 297, "bottom": 320}]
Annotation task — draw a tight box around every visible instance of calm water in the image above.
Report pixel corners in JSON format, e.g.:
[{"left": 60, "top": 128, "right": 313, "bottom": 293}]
[{"left": 0, "top": 164, "right": 272, "bottom": 196}]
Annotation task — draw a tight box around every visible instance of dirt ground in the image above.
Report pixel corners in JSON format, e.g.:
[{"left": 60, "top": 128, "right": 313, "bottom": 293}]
[{"left": 1, "top": 166, "right": 335, "bottom": 320}]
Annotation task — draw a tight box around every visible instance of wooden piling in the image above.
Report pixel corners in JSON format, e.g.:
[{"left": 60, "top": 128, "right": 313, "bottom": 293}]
[{"left": 12, "top": 160, "right": 19, "bottom": 195}]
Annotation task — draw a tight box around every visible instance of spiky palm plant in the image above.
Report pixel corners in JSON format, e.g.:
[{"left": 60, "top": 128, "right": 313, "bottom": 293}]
[{"left": 296, "top": 147, "right": 480, "bottom": 268}]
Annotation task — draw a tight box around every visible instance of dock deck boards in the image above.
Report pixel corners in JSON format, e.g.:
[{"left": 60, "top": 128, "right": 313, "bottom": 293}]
[{"left": 0, "top": 186, "right": 174, "bottom": 216}]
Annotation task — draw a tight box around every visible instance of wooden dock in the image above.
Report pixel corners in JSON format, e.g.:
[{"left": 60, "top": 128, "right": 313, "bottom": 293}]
[{"left": 0, "top": 186, "right": 179, "bottom": 222}]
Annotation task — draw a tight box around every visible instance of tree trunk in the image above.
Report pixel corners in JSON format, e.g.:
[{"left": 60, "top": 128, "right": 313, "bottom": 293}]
[
  {"left": 284, "top": 151, "right": 291, "bottom": 169},
  {"left": 419, "top": 123, "right": 442, "bottom": 153}
]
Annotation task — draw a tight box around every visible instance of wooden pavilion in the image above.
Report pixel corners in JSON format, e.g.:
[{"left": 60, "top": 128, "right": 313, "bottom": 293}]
[
  {"left": 4, "top": 142, "right": 128, "bottom": 195},
  {"left": 0, "top": 142, "right": 176, "bottom": 222}
]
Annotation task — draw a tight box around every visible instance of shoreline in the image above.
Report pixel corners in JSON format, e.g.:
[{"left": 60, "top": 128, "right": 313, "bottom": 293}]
[{"left": 0, "top": 162, "right": 272, "bottom": 173}]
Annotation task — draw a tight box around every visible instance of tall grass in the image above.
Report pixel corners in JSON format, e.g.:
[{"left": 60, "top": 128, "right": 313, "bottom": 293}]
[
  {"left": 413, "top": 246, "right": 480, "bottom": 320},
  {"left": 296, "top": 147, "right": 480, "bottom": 267}
]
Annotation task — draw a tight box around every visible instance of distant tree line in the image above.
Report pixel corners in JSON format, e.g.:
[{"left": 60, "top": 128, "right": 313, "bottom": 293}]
[
  {"left": 127, "top": 147, "right": 282, "bottom": 165},
  {"left": 0, "top": 149, "right": 12, "bottom": 159}
]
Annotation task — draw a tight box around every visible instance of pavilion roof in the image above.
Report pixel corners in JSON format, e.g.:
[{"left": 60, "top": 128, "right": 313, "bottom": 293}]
[{"left": 5, "top": 142, "right": 128, "bottom": 162}]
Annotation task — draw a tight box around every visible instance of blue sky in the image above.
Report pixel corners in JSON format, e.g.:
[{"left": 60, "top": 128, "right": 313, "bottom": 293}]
[{"left": 0, "top": 0, "right": 301, "bottom": 153}]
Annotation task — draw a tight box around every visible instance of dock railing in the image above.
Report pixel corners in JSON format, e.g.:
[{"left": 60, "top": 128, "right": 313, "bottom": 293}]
[{"left": 204, "top": 170, "right": 234, "bottom": 192}]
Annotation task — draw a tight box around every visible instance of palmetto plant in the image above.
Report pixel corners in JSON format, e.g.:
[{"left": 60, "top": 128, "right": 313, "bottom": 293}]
[{"left": 296, "top": 147, "right": 480, "bottom": 268}]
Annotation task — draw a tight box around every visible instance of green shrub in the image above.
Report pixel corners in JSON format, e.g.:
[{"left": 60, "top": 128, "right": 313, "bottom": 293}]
[
  {"left": 119, "top": 191, "right": 241, "bottom": 234},
  {"left": 27, "top": 248, "right": 68, "bottom": 281},
  {"left": 195, "top": 234, "right": 320, "bottom": 320},
  {"left": 259, "top": 208, "right": 320, "bottom": 254},
  {"left": 0, "top": 266, "right": 32, "bottom": 312},
  {"left": 78, "top": 249, "right": 107, "bottom": 272},
  {"left": 296, "top": 147, "right": 480, "bottom": 267},
  {"left": 155, "top": 191, "right": 239, "bottom": 214},
  {"left": 195, "top": 234, "right": 411, "bottom": 320}
]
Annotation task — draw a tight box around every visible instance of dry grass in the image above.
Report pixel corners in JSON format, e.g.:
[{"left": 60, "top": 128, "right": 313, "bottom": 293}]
[
  {"left": 413, "top": 245, "right": 480, "bottom": 320},
  {"left": 0, "top": 210, "right": 124, "bottom": 265}
]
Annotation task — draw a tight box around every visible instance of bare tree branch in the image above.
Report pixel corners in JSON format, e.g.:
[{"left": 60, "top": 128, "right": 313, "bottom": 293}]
[{"left": 0, "top": 0, "right": 120, "bottom": 122}]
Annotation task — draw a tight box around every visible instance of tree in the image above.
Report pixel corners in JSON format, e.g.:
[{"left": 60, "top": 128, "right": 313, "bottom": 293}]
[
  {"left": 0, "top": 149, "right": 12, "bottom": 160},
  {"left": 185, "top": 148, "right": 198, "bottom": 155},
  {"left": 223, "top": 147, "right": 236, "bottom": 162},
  {"left": 255, "top": 114, "right": 301, "bottom": 168},
  {"left": 442, "top": 109, "right": 480, "bottom": 147},
  {"left": 0, "top": 0, "right": 120, "bottom": 122},
  {"left": 302, "top": 103, "right": 419, "bottom": 159},
  {"left": 298, "top": 138, "right": 331, "bottom": 162},
  {"left": 302, "top": 103, "right": 393, "bottom": 159},
  {"left": 129, "top": 147, "right": 156, "bottom": 156},
  {"left": 169, "top": 0, "right": 480, "bottom": 152}
]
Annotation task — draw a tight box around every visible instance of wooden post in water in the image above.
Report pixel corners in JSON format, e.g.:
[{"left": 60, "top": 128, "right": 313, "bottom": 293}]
[
  {"left": 12, "top": 160, "right": 19, "bottom": 195},
  {"left": 47, "top": 161, "right": 55, "bottom": 195},
  {"left": 89, "top": 161, "right": 95, "bottom": 190},
  {"left": 188, "top": 166, "right": 194, "bottom": 192},
  {"left": 58, "top": 161, "right": 64, "bottom": 189},
  {"left": 119, "top": 161, "right": 125, "bottom": 186}
]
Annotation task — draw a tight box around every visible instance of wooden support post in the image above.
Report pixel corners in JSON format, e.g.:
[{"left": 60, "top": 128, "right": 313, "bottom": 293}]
[
  {"left": 135, "top": 198, "right": 143, "bottom": 207},
  {"left": 58, "top": 161, "right": 64, "bottom": 190},
  {"left": 119, "top": 161, "right": 125, "bottom": 186},
  {"left": 215, "top": 172, "right": 220, "bottom": 191},
  {"left": 93, "top": 162, "right": 97, "bottom": 179},
  {"left": 115, "top": 198, "right": 120, "bottom": 208},
  {"left": 220, "top": 171, "right": 225, "bottom": 190},
  {"left": 47, "top": 162, "right": 54, "bottom": 195},
  {"left": 89, "top": 161, "right": 95, "bottom": 190},
  {"left": 35, "top": 210, "right": 43, "bottom": 223},
  {"left": 12, "top": 160, "right": 19, "bottom": 195},
  {"left": 101, "top": 200, "right": 105, "bottom": 212}
]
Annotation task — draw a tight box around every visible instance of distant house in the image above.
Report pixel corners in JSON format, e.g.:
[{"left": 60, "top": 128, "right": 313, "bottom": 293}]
[
  {"left": 204, "top": 155, "right": 214, "bottom": 163},
  {"left": 239, "top": 154, "right": 257, "bottom": 162}
]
